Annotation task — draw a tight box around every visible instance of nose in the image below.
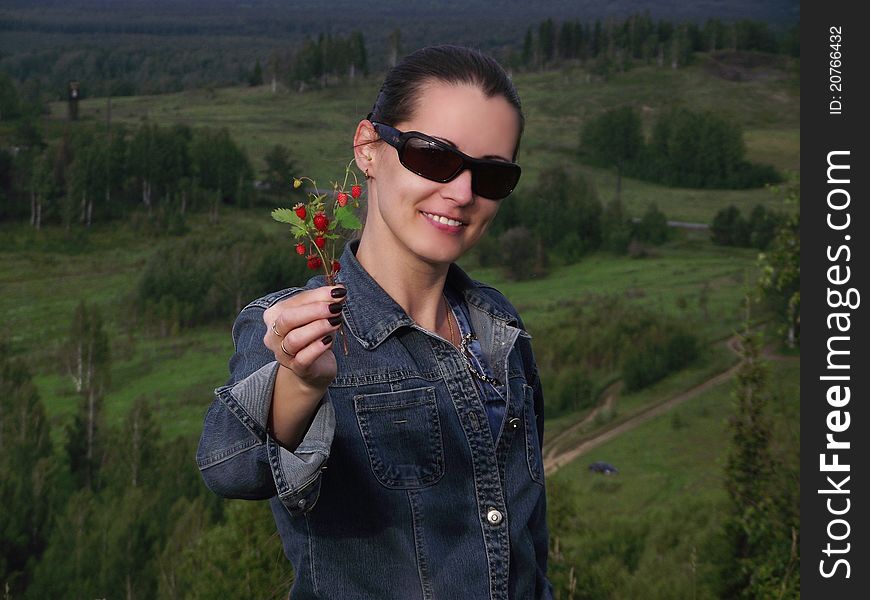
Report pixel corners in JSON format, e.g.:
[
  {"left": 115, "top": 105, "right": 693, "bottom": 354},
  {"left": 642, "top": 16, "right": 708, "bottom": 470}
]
[{"left": 442, "top": 168, "right": 474, "bottom": 206}]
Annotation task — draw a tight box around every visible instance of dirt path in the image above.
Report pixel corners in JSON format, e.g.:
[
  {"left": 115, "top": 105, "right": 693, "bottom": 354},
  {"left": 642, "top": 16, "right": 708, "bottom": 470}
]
[
  {"left": 543, "top": 335, "right": 745, "bottom": 475},
  {"left": 543, "top": 380, "right": 622, "bottom": 464}
]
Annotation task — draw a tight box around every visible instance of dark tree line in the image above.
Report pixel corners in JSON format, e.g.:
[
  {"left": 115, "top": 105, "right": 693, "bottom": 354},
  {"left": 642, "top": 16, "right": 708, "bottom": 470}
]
[
  {"left": 266, "top": 31, "right": 369, "bottom": 91},
  {"left": 710, "top": 204, "right": 785, "bottom": 249},
  {"left": 1, "top": 118, "right": 258, "bottom": 229},
  {"left": 581, "top": 106, "right": 782, "bottom": 190},
  {"left": 1, "top": 10, "right": 798, "bottom": 103},
  {"left": 513, "top": 14, "right": 799, "bottom": 75},
  {"left": 0, "top": 30, "right": 368, "bottom": 101}
]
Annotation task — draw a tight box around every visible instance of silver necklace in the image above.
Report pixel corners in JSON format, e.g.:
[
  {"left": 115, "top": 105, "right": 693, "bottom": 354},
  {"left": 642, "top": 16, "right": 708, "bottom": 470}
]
[{"left": 443, "top": 293, "right": 502, "bottom": 387}]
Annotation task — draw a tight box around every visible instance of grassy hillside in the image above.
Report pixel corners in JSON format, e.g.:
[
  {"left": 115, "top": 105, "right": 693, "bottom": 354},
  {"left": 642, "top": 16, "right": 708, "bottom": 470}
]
[
  {"left": 51, "top": 52, "right": 799, "bottom": 223},
  {"left": 1, "top": 213, "right": 763, "bottom": 448},
  {"left": 546, "top": 357, "right": 799, "bottom": 598}
]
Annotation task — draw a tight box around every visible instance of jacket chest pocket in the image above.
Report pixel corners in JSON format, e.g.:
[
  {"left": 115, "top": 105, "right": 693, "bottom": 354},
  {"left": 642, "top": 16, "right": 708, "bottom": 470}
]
[{"left": 354, "top": 386, "right": 445, "bottom": 489}]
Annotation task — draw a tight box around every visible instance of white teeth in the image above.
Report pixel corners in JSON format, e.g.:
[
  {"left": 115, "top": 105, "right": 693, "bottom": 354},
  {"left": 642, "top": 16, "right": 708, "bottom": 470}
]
[{"left": 422, "top": 211, "right": 463, "bottom": 227}]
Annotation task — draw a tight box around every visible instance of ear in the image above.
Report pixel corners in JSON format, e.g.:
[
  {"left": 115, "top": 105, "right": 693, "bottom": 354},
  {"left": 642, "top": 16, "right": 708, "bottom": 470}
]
[{"left": 353, "top": 119, "right": 378, "bottom": 175}]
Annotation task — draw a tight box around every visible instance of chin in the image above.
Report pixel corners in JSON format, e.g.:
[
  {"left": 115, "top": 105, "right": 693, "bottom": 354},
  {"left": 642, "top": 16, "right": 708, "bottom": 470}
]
[{"left": 410, "top": 236, "right": 466, "bottom": 266}]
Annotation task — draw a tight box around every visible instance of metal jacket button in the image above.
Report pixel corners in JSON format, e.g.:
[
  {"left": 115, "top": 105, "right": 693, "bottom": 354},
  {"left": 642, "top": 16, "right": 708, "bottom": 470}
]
[
  {"left": 508, "top": 417, "right": 521, "bottom": 430},
  {"left": 486, "top": 508, "right": 503, "bottom": 525}
]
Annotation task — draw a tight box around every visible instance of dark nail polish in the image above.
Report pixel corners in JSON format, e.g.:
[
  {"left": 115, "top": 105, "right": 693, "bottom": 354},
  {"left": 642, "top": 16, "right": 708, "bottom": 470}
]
[
  {"left": 328, "top": 315, "right": 342, "bottom": 326},
  {"left": 330, "top": 287, "right": 347, "bottom": 298},
  {"left": 329, "top": 302, "right": 343, "bottom": 314},
  {"left": 321, "top": 335, "right": 333, "bottom": 345}
]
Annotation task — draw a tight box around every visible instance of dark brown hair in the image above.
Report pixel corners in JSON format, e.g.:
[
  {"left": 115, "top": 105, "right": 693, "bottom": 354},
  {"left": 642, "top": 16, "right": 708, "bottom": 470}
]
[{"left": 368, "top": 45, "right": 524, "bottom": 160}]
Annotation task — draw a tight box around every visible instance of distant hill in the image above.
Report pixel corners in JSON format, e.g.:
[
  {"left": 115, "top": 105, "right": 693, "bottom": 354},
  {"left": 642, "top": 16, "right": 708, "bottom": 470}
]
[
  {"left": 0, "top": 1, "right": 799, "bottom": 101},
  {"left": 0, "top": 1, "right": 801, "bottom": 54}
]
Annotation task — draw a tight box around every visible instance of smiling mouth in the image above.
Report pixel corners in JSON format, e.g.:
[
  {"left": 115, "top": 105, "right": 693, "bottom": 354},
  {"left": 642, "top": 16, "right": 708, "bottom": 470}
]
[{"left": 420, "top": 211, "right": 466, "bottom": 227}]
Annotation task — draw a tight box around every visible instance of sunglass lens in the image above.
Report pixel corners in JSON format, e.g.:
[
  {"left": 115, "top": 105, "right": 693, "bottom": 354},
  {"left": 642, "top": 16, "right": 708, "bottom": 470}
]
[
  {"left": 402, "top": 137, "right": 463, "bottom": 182},
  {"left": 474, "top": 164, "right": 520, "bottom": 200}
]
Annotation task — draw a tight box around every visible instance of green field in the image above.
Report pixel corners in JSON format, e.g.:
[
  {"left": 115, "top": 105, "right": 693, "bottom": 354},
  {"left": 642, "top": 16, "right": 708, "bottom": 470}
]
[{"left": 1, "top": 214, "right": 765, "bottom": 447}]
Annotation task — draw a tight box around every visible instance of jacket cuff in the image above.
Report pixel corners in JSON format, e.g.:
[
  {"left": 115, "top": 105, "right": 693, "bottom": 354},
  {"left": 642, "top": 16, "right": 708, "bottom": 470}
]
[{"left": 225, "top": 360, "right": 336, "bottom": 515}]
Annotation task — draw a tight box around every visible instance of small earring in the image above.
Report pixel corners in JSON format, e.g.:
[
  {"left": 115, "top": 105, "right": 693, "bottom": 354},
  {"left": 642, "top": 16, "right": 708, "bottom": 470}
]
[{"left": 364, "top": 169, "right": 371, "bottom": 180}]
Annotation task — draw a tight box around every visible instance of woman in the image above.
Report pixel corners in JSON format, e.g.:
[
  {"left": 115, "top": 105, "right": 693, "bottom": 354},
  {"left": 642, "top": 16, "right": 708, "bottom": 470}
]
[{"left": 198, "top": 45, "right": 553, "bottom": 599}]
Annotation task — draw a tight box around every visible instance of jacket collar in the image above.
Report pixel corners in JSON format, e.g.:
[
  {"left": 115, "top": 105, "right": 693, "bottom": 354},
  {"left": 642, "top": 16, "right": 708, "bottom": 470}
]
[{"left": 334, "top": 239, "right": 519, "bottom": 350}]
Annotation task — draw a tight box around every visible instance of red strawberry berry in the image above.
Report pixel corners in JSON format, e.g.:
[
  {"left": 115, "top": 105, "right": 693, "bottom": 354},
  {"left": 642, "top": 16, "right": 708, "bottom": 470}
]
[
  {"left": 306, "top": 255, "right": 322, "bottom": 270},
  {"left": 314, "top": 236, "right": 326, "bottom": 248},
  {"left": 313, "top": 212, "right": 329, "bottom": 231},
  {"left": 331, "top": 259, "right": 341, "bottom": 274},
  {"left": 351, "top": 185, "right": 362, "bottom": 199},
  {"left": 293, "top": 203, "right": 306, "bottom": 220},
  {"left": 337, "top": 192, "right": 349, "bottom": 207},
  {"left": 295, "top": 242, "right": 306, "bottom": 255}
]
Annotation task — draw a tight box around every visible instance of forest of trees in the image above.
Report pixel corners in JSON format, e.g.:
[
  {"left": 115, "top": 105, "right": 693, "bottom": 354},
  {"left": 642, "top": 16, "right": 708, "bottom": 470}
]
[
  {"left": 511, "top": 14, "right": 798, "bottom": 75},
  {"left": 581, "top": 105, "right": 782, "bottom": 190},
  {"left": 0, "top": 11, "right": 799, "bottom": 100},
  {"left": 0, "top": 117, "right": 274, "bottom": 229}
]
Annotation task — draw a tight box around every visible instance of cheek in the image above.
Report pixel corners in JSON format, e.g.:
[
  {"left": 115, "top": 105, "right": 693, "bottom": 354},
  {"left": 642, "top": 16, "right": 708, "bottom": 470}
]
[{"left": 478, "top": 204, "right": 500, "bottom": 227}]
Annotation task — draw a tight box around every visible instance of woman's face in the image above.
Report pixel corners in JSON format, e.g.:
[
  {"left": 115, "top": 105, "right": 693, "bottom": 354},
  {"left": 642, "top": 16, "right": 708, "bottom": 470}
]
[{"left": 359, "top": 81, "right": 520, "bottom": 267}]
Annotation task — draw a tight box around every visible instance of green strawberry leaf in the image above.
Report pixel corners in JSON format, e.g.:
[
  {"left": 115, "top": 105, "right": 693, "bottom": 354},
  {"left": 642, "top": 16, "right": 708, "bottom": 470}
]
[
  {"left": 271, "top": 208, "right": 303, "bottom": 226},
  {"left": 335, "top": 205, "right": 362, "bottom": 229}
]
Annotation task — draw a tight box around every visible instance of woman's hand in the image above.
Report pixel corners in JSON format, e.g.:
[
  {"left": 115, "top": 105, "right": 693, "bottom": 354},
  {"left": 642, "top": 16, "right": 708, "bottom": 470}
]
[{"left": 262, "top": 285, "right": 347, "bottom": 392}]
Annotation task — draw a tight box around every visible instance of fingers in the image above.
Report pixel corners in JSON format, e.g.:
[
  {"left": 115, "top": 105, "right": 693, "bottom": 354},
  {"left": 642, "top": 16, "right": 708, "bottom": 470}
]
[
  {"left": 278, "top": 313, "right": 340, "bottom": 362},
  {"left": 262, "top": 285, "right": 347, "bottom": 363},
  {"left": 266, "top": 285, "right": 347, "bottom": 339}
]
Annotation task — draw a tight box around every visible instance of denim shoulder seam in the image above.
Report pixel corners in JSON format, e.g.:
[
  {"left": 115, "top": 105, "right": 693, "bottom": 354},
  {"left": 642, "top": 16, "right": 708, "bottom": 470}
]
[{"left": 243, "top": 286, "right": 307, "bottom": 311}]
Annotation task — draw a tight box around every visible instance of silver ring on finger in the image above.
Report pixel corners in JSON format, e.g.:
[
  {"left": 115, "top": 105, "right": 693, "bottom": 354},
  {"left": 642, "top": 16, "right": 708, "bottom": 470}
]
[
  {"left": 271, "top": 320, "right": 283, "bottom": 338},
  {"left": 280, "top": 339, "right": 295, "bottom": 358}
]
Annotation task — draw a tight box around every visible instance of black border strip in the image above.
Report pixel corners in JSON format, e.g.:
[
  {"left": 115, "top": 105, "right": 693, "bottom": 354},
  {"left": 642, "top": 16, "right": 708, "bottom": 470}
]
[{"left": 801, "top": 2, "right": 869, "bottom": 596}]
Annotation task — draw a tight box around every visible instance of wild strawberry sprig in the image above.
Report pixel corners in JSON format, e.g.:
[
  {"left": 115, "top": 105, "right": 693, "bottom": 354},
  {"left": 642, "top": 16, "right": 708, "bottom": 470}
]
[{"left": 271, "top": 159, "right": 365, "bottom": 287}]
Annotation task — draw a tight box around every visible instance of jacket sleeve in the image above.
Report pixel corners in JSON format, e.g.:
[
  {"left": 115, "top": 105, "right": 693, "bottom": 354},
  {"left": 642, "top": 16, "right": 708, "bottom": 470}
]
[{"left": 196, "top": 289, "right": 335, "bottom": 516}]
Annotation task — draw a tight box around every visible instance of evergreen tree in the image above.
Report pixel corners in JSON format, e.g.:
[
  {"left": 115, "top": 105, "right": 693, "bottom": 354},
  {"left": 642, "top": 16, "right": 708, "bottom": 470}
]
[
  {"left": 718, "top": 307, "right": 799, "bottom": 598},
  {"left": 557, "top": 21, "right": 574, "bottom": 60},
  {"left": 165, "top": 500, "right": 293, "bottom": 599},
  {"left": 711, "top": 205, "right": 751, "bottom": 247},
  {"left": 538, "top": 19, "right": 556, "bottom": 67},
  {"left": 0, "top": 347, "right": 55, "bottom": 595},
  {"left": 349, "top": 31, "right": 368, "bottom": 77},
  {"left": 249, "top": 59, "right": 264, "bottom": 86},
  {"left": 521, "top": 28, "right": 534, "bottom": 68},
  {"left": 65, "top": 301, "right": 110, "bottom": 490},
  {"left": 29, "top": 149, "right": 55, "bottom": 229},
  {"left": 534, "top": 167, "right": 601, "bottom": 261},
  {"left": 580, "top": 106, "right": 643, "bottom": 200},
  {"left": 262, "top": 144, "right": 298, "bottom": 196},
  {"left": 635, "top": 202, "right": 669, "bottom": 245},
  {"left": 191, "top": 127, "right": 252, "bottom": 220},
  {"left": 128, "top": 122, "right": 160, "bottom": 210}
]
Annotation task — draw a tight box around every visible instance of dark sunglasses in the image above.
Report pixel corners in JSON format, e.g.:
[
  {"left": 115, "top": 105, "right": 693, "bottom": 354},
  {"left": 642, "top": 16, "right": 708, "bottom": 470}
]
[{"left": 369, "top": 120, "right": 521, "bottom": 200}]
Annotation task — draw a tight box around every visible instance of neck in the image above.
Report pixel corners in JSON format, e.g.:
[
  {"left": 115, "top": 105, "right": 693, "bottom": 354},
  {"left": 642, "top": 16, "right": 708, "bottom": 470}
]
[{"left": 355, "top": 230, "right": 451, "bottom": 335}]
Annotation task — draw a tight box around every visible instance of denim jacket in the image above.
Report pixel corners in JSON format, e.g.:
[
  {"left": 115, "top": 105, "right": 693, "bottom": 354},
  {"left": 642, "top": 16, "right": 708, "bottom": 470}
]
[{"left": 197, "top": 239, "right": 553, "bottom": 600}]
